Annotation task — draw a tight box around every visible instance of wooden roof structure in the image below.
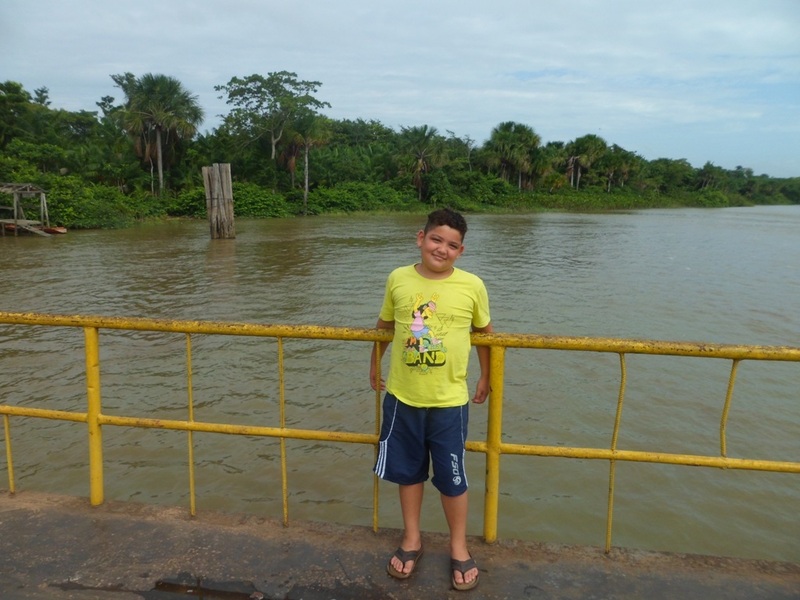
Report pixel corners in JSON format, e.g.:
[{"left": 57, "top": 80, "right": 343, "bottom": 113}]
[{"left": 0, "top": 183, "right": 46, "bottom": 196}]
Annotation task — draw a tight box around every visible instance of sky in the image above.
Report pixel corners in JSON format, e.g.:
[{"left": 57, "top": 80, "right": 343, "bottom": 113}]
[{"left": 2, "top": 0, "right": 799, "bottom": 177}]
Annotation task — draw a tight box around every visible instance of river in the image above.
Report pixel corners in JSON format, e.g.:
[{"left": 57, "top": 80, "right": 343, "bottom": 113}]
[{"left": 1, "top": 206, "right": 798, "bottom": 562}]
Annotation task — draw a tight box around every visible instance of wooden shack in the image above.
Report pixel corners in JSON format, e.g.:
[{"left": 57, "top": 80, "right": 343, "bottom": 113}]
[{"left": 0, "top": 183, "right": 64, "bottom": 236}]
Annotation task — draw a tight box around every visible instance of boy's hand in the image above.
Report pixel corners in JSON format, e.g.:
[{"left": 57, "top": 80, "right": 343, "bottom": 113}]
[
  {"left": 471, "top": 323, "right": 492, "bottom": 404},
  {"left": 472, "top": 378, "right": 490, "bottom": 404},
  {"left": 370, "top": 367, "right": 385, "bottom": 391},
  {"left": 370, "top": 319, "right": 394, "bottom": 392}
]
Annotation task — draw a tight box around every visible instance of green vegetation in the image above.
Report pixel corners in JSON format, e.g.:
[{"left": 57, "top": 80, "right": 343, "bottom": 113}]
[{"left": 1, "top": 75, "right": 798, "bottom": 229}]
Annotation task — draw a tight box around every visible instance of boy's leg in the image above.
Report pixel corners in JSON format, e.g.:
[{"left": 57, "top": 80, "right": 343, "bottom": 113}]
[
  {"left": 390, "top": 482, "right": 424, "bottom": 575},
  {"left": 376, "top": 394, "right": 429, "bottom": 576},
  {"left": 427, "top": 404, "right": 477, "bottom": 586},
  {"left": 441, "top": 491, "right": 479, "bottom": 586}
]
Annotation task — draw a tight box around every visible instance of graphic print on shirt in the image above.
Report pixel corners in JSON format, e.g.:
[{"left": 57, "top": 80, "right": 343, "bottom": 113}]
[{"left": 402, "top": 292, "right": 447, "bottom": 371}]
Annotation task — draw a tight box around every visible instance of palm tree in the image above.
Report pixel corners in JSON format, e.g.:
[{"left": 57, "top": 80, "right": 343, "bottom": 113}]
[
  {"left": 607, "top": 145, "right": 641, "bottom": 190},
  {"left": 484, "top": 122, "right": 540, "bottom": 190},
  {"left": 398, "top": 125, "right": 442, "bottom": 202},
  {"left": 113, "top": 73, "right": 204, "bottom": 196},
  {"left": 484, "top": 122, "right": 518, "bottom": 183},
  {"left": 293, "top": 112, "right": 332, "bottom": 214},
  {"left": 565, "top": 134, "right": 607, "bottom": 189},
  {"left": 279, "top": 137, "right": 302, "bottom": 189},
  {"left": 518, "top": 127, "right": 542, "bottom": 190}
]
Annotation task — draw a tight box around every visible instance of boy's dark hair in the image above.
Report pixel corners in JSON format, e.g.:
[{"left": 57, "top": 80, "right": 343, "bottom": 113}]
[{"left": 424, "top": 208, "right": 468, "bottom": 240}]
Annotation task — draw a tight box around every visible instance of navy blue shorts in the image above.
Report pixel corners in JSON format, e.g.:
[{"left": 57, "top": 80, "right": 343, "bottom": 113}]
[{"left": 373, "top": 392, "right": 469, "bottom": 497}]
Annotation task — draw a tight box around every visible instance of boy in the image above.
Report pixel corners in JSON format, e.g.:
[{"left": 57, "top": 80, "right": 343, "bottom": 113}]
[{"left": 369, "top": 208, "right": 492, "bottom": 591}]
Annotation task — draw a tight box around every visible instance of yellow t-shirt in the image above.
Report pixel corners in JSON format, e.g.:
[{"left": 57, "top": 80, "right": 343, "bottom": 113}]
[{"left": 379, "top": 264, "right": 491, "bottom": 408}]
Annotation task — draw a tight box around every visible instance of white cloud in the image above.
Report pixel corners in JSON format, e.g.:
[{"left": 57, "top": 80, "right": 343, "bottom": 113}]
[{"left": 1, "top": 0, "right": 798, "bottom": 176}]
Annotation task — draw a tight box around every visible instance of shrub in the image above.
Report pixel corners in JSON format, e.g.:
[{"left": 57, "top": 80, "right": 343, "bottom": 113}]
[
  {"left": 43, "top": 176, "right": 134, "bottom": 229},
  {"left": 693, "top": 190, "right": 729, "bottom": 208},
  {"left": 169, "top": 187, "right": 206, "bottom": 217},
  {"left": 307, "top": 182, "right": 411, "bottom": 214},
  {"left": 233, "top": 183, "right": 293, "bottom": 217},
  {"left": 168, "top": 183, "right": 293, "bottom": 218}
]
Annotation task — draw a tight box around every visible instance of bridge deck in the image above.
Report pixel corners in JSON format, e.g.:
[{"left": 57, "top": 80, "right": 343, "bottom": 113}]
[{"left": 0, "top": 492, "right": 797, "bottom": 600}]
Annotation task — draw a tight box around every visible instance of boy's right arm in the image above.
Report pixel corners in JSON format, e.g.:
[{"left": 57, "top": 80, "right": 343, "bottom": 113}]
[{"left": 370, "top": 318, "right": 394, "bottom": 391}]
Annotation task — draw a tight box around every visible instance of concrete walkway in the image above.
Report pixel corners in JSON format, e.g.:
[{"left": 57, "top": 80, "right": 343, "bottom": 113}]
[{"left": 0, "top": 492, "right": 798, "bottom": 600}]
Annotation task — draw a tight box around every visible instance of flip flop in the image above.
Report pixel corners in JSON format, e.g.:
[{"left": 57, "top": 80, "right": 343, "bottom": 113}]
[
  {"left": 386, "top": 546, "right": 424, "bottom": 579},
  {"left": 451, "top": 555, "right": 479, "bottom": 591}
]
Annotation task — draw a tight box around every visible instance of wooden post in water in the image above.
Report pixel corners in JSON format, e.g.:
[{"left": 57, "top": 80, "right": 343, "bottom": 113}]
[{"left": 202, "top": 163, "right": 235, "bottom": 239}]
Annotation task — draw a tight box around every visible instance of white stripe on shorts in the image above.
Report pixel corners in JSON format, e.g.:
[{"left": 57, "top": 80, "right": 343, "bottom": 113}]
[{"left": 373, "top": 396, "right": 399, "bottom": 479}]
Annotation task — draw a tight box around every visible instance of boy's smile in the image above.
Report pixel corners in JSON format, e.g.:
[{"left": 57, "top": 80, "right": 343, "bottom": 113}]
[{"left": 415, "top": 225, "right": 464, "bottom": 279}]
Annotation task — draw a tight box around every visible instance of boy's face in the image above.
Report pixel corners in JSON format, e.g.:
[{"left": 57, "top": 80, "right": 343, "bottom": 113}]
[{"left": 416, "top": 224, "right": 464, "bottom": 278}]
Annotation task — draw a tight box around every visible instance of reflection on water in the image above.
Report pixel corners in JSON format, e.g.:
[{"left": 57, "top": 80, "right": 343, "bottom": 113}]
[{"left": 1, "top": 207, "right": 799, "bottom": 562}]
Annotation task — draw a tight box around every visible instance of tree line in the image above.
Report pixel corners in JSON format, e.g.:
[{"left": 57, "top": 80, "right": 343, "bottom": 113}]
[{"left": 1, "top": 72, "right": 798, "bottom": 229}]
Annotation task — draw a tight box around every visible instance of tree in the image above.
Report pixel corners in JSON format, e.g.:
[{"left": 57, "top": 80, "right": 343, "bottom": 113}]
[
  {"left": 732, "top": 165, "right": 757, "bottom": 199},
  {"left": 330, "top": 118, "right": 394, "bottom": 147},
  {"left": 398, "top": 125, "right": 443, "bottom": 202},
  {"left": 483, "top": 122, "right": 540, "bottom": 190},
  {"left": 565, "top": 134, "right": 607, "bottom": 189},
  {"left": 0, "top": 81, "right": 33, "bottom": 148},
  {"left": 595, "top": 144, "right": 639, "bottom": 192},
  {"left": 444, "top": 130, "right": 477, "bottom": 172},
  {"left": 537, "top": 141, "right": 568, "bottom": 192},
  {"left": 645, "top": 158, "right": 695, "bottom": 194},
  {"left": 112, "top": 73, "right": 204, "bottom": 196},
  {"left": 292, "top": 112, "right": 332, "bottom": 214},
  {"left": 696, "top": 161, "right": 727, "bottom": 191},
  {"left": 5, "top": 138, "right": 66, "bottom": 173},
  {"left": 616, "top": 147, "right": 644, "bottom": 190},
  {"left": 33, "top": 87, "right": 51, "bottom": 107},
  {"left": 215, "top": 71, "right": 330, "bottom": 161},
  {"left": 278, "top": 136, "right": 302, "bottom": 189},
  {"left": 484, "top": 121, "right": 520, "bottom": 184}
]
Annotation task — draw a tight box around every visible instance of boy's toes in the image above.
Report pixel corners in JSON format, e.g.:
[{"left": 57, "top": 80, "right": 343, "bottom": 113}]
[{"left": 451, "top": 555, "right": 479, "bottom": 591}]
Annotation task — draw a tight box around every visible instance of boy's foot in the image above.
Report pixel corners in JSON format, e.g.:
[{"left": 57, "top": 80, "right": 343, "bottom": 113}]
[
  {"left": 451, "top": 555, "right": 479, "bottom": 591},
  {"left": 386, "top": 546, "right": 424, "bottom": 579}
]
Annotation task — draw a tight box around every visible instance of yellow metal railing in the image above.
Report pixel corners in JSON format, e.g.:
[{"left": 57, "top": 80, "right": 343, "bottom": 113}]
[{"left": 1, "top": 311, "right": 799, "bottom": 553}]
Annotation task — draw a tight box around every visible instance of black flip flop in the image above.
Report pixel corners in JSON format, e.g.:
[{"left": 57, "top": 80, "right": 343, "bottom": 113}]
[
  {"left": 386, "top": 546, "right": 424, "bottom": 579},
  {"left": 451, "top": 555, "right": 479, "bottom": 591}
]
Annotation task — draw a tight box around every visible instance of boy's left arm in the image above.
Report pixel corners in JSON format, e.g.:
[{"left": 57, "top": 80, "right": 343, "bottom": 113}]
[{"left": 471, "top": 323, "right": 493, "bottom": 404}]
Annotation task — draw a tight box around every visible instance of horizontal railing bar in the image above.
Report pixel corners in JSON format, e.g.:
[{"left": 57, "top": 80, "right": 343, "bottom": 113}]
[
  {"left": 2, "top": 311, "right": 799, "bottom": 361},
  {"left": 97, "top": 414, "right": 378, "bottom": 445},
  {"left": 472, "top": 332, "right": 800, "bottom": 361},
  {"left": 0, "top": 405, "right": 88, "bottom": 423},
  {"left": 0, "top": 312, "right": 385, "bottom": 342},
  {"left": 490, "top": 442, "right": 800, "bottom": 474},
  {"left": 6, "top": 407, "right": 792, "bottom": 474}
]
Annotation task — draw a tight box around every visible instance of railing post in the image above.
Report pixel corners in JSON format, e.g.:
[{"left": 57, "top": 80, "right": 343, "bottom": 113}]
[
  {"left": 84, "top": 326, "right": 104, "bottom": 506},
  {"left": 3, "top": 415, "right": 14, "bottom": 494},
  {"left": 186, "top": 334, "right": 197, "bottom": 517},
  {"left": 483, "top": 344, "right": 505, "bottom": 543}
]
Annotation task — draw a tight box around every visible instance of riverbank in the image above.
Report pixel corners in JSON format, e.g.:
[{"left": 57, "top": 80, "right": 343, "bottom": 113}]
[{"left": 1, "top": 491, "right": 798, "bottom": 600}]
